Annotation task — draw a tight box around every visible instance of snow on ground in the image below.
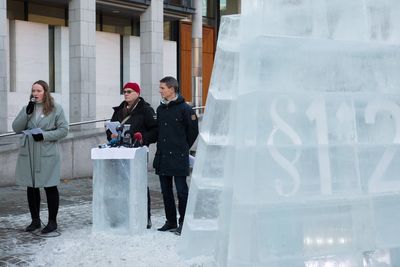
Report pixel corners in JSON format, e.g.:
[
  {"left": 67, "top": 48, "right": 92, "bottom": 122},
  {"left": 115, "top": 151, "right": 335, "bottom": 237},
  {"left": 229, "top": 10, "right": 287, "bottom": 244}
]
[
  {"left": 30, "top": 215, "right": 213, "bottom": 267},
  {"left": 1, "top": 203, "right": 214, "bottom": 267}
]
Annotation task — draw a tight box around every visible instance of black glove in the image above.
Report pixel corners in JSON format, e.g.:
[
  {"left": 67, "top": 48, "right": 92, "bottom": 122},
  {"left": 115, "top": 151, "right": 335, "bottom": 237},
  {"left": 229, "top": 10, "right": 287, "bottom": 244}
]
[
  {"left": 32, "top": 133, "right": 44, "bottom": 142},
  {"left": 26, "top": 101, "right": 35, "bottom": 115}
]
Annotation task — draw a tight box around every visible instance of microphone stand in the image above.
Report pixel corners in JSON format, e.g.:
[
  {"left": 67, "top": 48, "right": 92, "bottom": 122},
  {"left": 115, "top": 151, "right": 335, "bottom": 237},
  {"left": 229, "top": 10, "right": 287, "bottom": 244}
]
[
  {"left": 115, "top": 124, "right": 134, "bottom": 148},
  {"left": 116, "top": 127, "right": 123, "bottom": 146}
]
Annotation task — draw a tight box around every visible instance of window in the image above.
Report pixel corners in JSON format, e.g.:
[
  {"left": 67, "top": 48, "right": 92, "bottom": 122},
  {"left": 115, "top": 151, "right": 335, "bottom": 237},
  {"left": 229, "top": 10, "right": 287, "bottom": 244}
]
[
  {"left": 7, "top": 1, "right": 67, "bottom": 26},
  {"left": 29, "top": 3, "right": 67, "bottom": 26},
  {"left": 202, "top": 0, "right": 216, "bottom": 18},
  {"left": 221, "top": 0, "right": 239, "bottom": 16},
  {"left": 202, "top": 0, "right": 240, "bottom": 18},
  {"left": 6, "top": 0, "right": 24, "bottom": 20},
  {"left": 97, "top": 12, "right": 140, "bottom": 36},
  {"left": 48, "top": 25, "right": 55, "bottom": 93}
]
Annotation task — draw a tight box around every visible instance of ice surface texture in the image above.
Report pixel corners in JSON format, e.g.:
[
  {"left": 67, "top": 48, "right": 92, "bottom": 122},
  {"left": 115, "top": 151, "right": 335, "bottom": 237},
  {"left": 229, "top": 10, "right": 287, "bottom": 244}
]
[
  {"left": 180, "top": 0, "right": 400, "bottom": 266},
  {"left": 91, "top": 147, "right": 148, "bottom": 235}
]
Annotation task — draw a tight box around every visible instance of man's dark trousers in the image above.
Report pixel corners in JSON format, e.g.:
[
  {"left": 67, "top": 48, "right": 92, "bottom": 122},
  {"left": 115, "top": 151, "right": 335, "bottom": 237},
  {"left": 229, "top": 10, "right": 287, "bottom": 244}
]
[{"left": 159, "top": 175, "right": 188, "bottom": 225}]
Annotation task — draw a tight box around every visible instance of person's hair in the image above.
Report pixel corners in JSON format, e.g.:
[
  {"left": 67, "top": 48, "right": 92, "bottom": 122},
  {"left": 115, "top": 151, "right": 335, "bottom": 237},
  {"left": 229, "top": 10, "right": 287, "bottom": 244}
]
[
  {"left": 31, "top": 80, "right": 54, "bottom": 115},
  {"left": 160, "top": 76, "right": 179, "bottom": 93}
]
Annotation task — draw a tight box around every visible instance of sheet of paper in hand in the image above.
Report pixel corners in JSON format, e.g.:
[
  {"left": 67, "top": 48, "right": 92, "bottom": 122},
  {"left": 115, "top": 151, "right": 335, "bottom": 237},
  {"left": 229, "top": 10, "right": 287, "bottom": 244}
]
[
  {"left": 105, "top": 121, "right": 130, "bottom": 135},
  {"left": 22, "top": 128, "right": 43, "bottom": 136}
]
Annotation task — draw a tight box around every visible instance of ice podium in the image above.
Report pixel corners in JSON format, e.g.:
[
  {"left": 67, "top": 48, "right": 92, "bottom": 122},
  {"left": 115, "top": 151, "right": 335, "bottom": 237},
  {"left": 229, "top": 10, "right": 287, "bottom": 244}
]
[
  {"left": 180, "top": 0, "right": 400, "bottom": 266},
  {"left": 91, "top": 147, "right": 148, "bottom": 234}
]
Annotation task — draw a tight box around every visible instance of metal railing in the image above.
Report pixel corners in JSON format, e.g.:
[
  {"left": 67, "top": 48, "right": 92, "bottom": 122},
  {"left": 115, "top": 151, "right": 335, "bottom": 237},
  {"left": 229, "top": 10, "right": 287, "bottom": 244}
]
[
  {"left": 0, "top": 119, "right": 110, "bottom": 138},
  {"left": 192, "top": 105, "right": 205, "bottom": 110},
  {"left": 0, "top": 106, "right": 205, "bottom": 138}
]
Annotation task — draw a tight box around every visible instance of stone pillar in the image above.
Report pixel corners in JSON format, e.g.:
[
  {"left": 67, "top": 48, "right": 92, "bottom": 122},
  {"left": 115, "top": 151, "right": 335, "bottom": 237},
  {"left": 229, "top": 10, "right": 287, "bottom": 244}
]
[
  {"left": 140, "top": 0, "right": 163, "bottom": 109},
  {"left": 55, "top": 26, "right": 70, "bottom": 116},
  {"left": 192, "top": 0, "right": 203, "bottom": 114},
  {"left": 0, "top": 0, "right": 8, "bottom": 132},
  {"left": 69, "top": 0, "right": 96, "bottom": 127}
]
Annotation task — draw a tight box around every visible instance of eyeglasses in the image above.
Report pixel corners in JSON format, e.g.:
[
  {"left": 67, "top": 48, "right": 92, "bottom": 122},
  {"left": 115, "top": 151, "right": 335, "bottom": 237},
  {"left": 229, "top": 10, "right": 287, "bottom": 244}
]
[{"left": 123, "top": 90, "right": 134, "bottom": 94}]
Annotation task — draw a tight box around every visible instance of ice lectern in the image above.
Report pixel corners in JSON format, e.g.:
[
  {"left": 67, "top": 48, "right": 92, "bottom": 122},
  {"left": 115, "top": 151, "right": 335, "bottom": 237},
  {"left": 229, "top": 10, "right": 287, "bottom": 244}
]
[{"left": 91, "top": 147, "right": 148, "bottom": 234}]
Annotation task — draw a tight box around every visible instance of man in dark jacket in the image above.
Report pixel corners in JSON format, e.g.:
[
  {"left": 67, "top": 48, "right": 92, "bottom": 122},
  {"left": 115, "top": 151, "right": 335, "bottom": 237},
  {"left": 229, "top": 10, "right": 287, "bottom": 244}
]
[
  {"left": 107, "top": 82, "right": 158, "bottom": 147},
  {"left": 153, "top": 76, "right": 199, "bottom": 235},
  {"left": 106, "top": 82, "right": 158, "bottom": 229}
]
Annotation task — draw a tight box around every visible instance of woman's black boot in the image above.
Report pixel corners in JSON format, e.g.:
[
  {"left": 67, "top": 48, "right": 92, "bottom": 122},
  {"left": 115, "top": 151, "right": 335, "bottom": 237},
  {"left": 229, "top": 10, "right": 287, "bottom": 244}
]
[
  {"left": 41, "top": 220, "right": 57, "bottom": 234},
  {"left": 25, "top": 218, "right": 41, "bottom": 232}
]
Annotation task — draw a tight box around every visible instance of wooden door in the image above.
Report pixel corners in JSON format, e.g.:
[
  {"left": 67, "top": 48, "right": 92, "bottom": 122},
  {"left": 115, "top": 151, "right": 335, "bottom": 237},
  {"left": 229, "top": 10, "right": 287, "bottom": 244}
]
[
  {"left": 179, "top": 22, "right": 215, "bottom": 106},
  {"left": 202, "top": 25, "right": 215, "bottom": 105},
  {"left": 179, "top": 22, "right": 192, "bottom": 101}
]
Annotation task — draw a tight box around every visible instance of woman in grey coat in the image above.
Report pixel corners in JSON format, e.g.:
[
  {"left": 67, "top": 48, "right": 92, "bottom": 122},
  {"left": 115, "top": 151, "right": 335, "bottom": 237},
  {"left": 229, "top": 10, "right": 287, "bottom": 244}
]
[{"left": 12, "top": 80, "right": 69, "bottom": 234}]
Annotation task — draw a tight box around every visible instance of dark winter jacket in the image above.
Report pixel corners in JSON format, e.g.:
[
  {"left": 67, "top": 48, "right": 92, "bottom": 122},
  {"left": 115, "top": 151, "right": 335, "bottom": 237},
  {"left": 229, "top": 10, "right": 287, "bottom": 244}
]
[
  {"left": 106, "top": 97, "right": 158, "bottom": 146},
  {"left": 153, "top": 95, "right": 199, "bottom": 176}
]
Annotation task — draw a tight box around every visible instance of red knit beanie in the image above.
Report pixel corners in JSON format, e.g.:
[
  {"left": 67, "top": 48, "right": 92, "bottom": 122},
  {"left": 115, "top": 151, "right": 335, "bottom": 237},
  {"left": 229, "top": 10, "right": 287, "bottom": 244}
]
[{"left": 123, "top": 82, "right": 140, "bottom": 95}]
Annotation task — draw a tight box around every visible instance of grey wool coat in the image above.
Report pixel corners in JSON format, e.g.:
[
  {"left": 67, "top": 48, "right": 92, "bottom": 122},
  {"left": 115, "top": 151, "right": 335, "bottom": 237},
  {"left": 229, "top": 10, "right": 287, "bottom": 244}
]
[{"left": 12, "top": 103, "right": 69, "bottom": 187}]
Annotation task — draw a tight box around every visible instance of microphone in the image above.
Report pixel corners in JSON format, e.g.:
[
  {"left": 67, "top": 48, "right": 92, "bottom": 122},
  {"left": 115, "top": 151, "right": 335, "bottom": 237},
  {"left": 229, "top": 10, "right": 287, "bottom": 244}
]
[
  {"left": 133, "top": 132, "right": 142, "bottom": 147},
  {"left": 26, "top": 97, "right": 36, "bottom": 115},
  {"left": 115, "top": 125, "right": 124, "bottom": 145},
  {"left": 116, "top": 125, "right": 124, "bottom": 132}
]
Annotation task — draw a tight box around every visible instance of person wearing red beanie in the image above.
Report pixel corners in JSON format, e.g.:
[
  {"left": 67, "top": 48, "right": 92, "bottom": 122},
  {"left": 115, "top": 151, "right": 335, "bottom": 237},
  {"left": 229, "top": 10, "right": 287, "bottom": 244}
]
[
  {"left": 105, "top": 81, "right": 157, "bottom": 229},
  {"left": 123, "top": 82, "right": 140, "bottom": 95}
]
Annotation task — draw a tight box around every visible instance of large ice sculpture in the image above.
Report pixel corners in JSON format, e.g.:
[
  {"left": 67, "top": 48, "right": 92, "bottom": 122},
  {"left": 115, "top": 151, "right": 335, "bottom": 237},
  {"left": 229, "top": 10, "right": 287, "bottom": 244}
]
[
  {"left": 91, "top": 147, "right": 148, "bottom": 234},
  {"left": 180, "top": 0, "right": 400, "bottom": 266}
]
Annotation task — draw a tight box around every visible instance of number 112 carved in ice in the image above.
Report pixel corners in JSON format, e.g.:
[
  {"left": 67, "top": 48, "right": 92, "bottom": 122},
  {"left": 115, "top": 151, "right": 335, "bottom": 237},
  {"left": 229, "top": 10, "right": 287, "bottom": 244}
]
[{"left": 268, "top": 96, "right": 400, "bottom": 196}]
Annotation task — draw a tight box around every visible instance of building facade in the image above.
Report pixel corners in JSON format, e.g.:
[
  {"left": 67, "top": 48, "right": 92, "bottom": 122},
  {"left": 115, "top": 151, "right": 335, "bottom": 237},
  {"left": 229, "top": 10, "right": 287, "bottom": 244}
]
[{"left": 0, "top": 0, "right": 240, "bottom": 132}]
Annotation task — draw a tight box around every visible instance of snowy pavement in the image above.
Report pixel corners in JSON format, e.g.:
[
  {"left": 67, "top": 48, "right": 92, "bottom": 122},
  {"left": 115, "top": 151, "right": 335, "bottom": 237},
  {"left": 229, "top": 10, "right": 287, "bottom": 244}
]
[
  {"left": 1, "top": 204, "right": 212, "bottom": 267},
  {"left": 0, "top": 176, "right": 211, "bottom": 267}
]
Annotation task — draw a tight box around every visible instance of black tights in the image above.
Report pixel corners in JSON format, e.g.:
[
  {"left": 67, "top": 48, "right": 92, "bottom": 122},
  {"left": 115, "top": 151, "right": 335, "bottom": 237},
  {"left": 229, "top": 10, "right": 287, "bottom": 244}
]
[{"left": 27, "top": 186, "right": 59, "bottom": 222}]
